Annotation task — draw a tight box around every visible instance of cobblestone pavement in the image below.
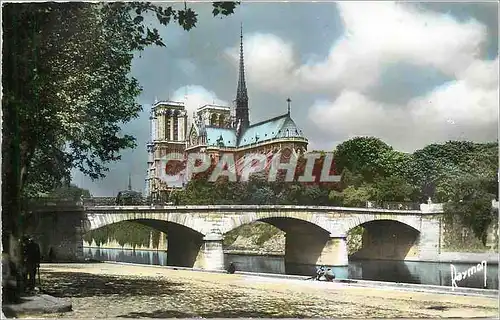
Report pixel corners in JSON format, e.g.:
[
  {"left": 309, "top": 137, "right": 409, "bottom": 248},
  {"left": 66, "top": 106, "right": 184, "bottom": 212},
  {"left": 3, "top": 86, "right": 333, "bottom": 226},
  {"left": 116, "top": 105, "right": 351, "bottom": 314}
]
[{"left": 25, "top": 263, "right": 498, "bottom": 319}]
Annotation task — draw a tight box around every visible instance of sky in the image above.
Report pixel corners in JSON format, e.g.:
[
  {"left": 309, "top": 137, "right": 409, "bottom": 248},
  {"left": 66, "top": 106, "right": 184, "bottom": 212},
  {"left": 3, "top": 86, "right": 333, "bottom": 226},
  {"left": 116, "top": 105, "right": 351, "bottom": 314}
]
[{"left": 72, "top": 1, "right": 499, "bottom": 196}]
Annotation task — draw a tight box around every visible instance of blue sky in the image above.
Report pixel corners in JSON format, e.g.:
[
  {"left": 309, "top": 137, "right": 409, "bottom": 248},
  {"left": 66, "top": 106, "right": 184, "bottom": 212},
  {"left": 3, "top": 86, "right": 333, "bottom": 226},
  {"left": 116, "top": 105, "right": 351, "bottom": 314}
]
[{"left": 72, "top": 1, "right": 499, "bottom": 196}]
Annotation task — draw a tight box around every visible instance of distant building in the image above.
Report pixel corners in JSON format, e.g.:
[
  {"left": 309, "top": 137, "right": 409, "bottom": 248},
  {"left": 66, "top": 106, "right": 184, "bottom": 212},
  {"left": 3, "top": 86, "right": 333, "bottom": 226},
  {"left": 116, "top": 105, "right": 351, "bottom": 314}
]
[
  {"left": 145, "top": 27, "right": 308, "bottom": 201},
  {"left": 117, "top": 173, "right": 143, "bottom": 205}
]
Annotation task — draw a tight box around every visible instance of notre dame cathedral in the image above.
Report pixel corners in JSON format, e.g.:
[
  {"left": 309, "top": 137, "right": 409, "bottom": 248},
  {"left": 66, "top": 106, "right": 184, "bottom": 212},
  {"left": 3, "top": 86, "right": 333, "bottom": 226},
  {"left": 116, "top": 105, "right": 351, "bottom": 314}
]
[{"left": 145, "top": 27, "right": 309, "bottom": 201}]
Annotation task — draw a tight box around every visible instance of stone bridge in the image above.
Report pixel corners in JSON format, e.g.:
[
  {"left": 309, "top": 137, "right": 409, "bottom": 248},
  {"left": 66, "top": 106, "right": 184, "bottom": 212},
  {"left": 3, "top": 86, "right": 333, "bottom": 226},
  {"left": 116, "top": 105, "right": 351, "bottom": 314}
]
[
  {"left": 26, "top": 199, "right": 447, "bottom": 273},
  {"left": 78, "top": 203, "right": 444, "bottom": 272}
]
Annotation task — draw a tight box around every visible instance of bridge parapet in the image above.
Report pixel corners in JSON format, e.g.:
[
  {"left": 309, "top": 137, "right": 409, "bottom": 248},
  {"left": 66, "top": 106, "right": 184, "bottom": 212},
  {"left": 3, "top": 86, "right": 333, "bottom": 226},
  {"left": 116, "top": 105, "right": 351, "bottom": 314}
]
[
  {"left": 420, "top": 203, "right": 444, "bottom": 213},
  {"left": 83, "top": 197, "right": 117, "bottom": 206},
  {"left": 365, "top": 201, "right": 421, "bottom": 211},
  {"left": 26, "top": 197, "right": 83, "bottom": 212},
  {"left": 84, "top": 204, "right": 433, "bottom": 214}
]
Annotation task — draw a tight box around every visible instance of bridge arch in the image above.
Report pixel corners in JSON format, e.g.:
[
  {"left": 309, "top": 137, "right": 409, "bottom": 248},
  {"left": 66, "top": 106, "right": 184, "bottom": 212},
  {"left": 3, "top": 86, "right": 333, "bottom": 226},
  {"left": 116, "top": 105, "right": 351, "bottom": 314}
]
[
  {"left": 221, "top": 210, "right": 333, "bottom": 235},
  {"left": 84, "top": 213, "right": 214, "bottom": 269},
  {"left": 339, "top": 213, "right": 421, "bottom": 236},
  {"left": 84, "top": 212, "right": 206, "bottom": 235},
  {"left": 222, "top": 211, "right": 342, "bottom": 273},
  {"left": 343, "top": 215, "right": 421, "bottom": 262}
]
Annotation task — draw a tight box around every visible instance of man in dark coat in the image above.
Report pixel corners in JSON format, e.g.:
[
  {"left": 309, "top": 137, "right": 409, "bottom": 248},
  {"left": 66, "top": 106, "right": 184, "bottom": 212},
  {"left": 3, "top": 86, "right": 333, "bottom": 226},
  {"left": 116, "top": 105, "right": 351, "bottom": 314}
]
[
  {"left": 23, "top": 236, "right": 41, "bottom": 291},
  {"left": 227, "top": 262, "right": 236, "bottom": 274}
]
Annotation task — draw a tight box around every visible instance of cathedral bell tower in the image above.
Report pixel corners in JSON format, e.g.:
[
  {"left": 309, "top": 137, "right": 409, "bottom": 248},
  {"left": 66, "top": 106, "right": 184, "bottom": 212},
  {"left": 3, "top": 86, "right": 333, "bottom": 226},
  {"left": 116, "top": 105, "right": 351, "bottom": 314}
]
[{"left": 235, "top": 24, "right": 249, "bottom": 135}]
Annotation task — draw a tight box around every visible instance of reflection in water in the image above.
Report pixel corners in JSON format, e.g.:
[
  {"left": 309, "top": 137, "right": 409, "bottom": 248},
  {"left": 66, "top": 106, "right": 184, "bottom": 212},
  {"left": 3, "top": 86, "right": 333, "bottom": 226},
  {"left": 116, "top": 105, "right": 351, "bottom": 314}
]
[
  {"left": 84, "top": 247, "right": 498, "bottom": 289},
  {"left": 88, "top": 247, "right": 168, "bottom": 266}
]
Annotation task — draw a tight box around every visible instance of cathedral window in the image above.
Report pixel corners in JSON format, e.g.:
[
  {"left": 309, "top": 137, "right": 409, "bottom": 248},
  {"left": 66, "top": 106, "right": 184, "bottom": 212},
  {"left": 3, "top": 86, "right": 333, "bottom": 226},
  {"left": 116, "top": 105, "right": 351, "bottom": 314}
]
[
  {"left": 165, "top": 115, "right": 171, "bottom": 140},
  {"left": 210, "top": 113, "right": 218, "bottom": 126},
  {"left": 173, "top": 111, "right": 179, "bottom": 141}
]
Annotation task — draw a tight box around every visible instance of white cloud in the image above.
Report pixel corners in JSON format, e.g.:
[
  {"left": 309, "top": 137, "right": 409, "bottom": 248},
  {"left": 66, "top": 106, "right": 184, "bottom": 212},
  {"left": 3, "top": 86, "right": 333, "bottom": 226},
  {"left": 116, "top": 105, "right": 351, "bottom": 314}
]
[
  {"left": 330, "top": 2, "right": 486, "bottom": 74},
  {"left": 171, "top": 85, "right": 229, "bottom": 125},
  {"left": 309, "top": 57, "right": 499, "bottom": 151},
  {"left": 227, "top": 2, "right": 488, "bottom": 94},
  {"left": 225, "top": 33, "right": 297, "bottom": 94},
  {"left": 410, "top": 58, "right": 499, "bottom": 126},
  {"left": 223, "top": 1, "right": 497, "bottom": 151}
]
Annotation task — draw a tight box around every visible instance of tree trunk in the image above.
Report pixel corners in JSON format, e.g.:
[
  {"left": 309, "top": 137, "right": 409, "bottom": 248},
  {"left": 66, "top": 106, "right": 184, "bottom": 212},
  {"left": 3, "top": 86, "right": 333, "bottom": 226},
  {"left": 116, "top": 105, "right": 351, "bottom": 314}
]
[
  {"left": 2, "top": 5, "right": 27, "bottom": 294},
  {"left": 2, "top": 102, "right": 25, "bottom": 294}
]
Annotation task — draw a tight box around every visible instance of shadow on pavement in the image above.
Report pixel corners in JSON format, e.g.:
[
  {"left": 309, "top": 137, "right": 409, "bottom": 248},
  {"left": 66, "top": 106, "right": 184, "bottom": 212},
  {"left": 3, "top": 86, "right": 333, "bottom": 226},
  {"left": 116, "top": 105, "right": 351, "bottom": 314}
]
[
  {"left": 117, "top": 309, "right": 312, "bottom": 318},
  {"left": 40, "top": 271, "right": 184, "bottom": 298}
]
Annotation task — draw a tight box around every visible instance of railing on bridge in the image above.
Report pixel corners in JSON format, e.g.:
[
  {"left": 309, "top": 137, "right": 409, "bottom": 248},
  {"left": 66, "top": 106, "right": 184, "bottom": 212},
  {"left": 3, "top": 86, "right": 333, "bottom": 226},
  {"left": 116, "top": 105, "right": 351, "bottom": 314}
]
[
  {"left": 27, "top": 196, "right": 424, "bottom": 211},
  {"left": 82, "top": 196, "right": 168, "bottom": 206},
  {"left": 82, "top": 197, "right": 118, "bottom": 206},
  {"left": 26, "top": 197, "right": 81, "bottom": 208},
  {"left": 365, "top": 201, "right": 421, "bottom": 211}
]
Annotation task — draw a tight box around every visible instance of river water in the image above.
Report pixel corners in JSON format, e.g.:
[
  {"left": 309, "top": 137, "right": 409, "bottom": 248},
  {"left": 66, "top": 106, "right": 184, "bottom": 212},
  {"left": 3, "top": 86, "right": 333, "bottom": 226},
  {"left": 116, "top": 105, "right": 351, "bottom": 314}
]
[{"left": 83, "top": 247, "right": 498, "bottom": 290}]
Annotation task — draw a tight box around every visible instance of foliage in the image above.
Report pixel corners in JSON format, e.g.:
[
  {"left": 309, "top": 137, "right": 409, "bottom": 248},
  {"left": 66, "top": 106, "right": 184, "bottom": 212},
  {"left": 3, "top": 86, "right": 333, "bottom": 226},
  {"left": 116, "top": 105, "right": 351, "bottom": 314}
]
[
  {"left": 442, "top": 173, "right": 498, "bottom": 245},
  {"left": 340, "top": 169, "right": 365, "bottom": 189},
  {"left": 347, "top": 226, "right": 364, "bottom": 255},
  {"left": 2, "top": 2, "right": 237, "bottom": 291},
  {"left": 333, "top": 185, "right": 376, "bottom": 207},
  {"left": 47, "top": 184, "right": 91, "bottom": 200},
  {"left": 84, "top": 221, "right": 161, "bottom": 249},
  {"left": 223, "top": 222, "right": 281, "bottom": 248},
  {"left": 407, "top": 141, "right": 494, "bottom": 199},
  {"left": 177, "top": 152, "right": 340, "bottom": 206},
  {"left": 333, "top": 137, "right": 394, "bottom": 182},
  {"left": 1, "top": 0, "right": 237, "bottom": 204},
  {"left": 372, "top": 176, "right": 416, "bottom": 202},
  {"left": 116, "top": 190, "right": 144, "bottom": 205}
]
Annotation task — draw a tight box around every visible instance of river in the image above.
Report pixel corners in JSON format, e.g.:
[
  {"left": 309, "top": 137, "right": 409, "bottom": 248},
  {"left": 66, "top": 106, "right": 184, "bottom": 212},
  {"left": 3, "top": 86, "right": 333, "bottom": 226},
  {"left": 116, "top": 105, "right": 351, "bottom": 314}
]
[{"left": 83, "top": 247, "right": 498, "bottom": 290}]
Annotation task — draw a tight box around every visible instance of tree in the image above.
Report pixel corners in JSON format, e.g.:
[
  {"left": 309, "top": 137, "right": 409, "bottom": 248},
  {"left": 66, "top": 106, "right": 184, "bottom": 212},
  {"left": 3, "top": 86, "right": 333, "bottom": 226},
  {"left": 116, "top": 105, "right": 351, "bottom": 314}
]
[
  {"left": 116, "top": 190, "right": 143, "bottom": 205},
  {"left": 407, "top": 141, "right": 487, "bottom": 199},
  {"left": 276, "top": 183, "right": 303, "bottom": 205},
  {"left": 300, "top": 185, "right": 330, "bottom": 205},
  {"left": 48, "top": 184, "right": 91, "bottom": 201},
  {"left": 333, "top": 137, "right": 394, "bottom": 182},
  {"left": 2, "top": 1, "right": 238, "bottom": 291},
  {"left": 372, "top": 176, "right": 416, "bottom": 202},
  {"left": 248, "top": 186, "right": 276, "bottom": 205},
  {"left": 443, "top": 173, "right": 498, "bottom": 245},
  {"left": 339, "top": 168, "right": 365, "bottom": 189},
  {"left": 331, "top": 184, "right": 377, "bottom": 207},
  {"left": 409, "top": 141, "right": 498, "bottom": 244}
]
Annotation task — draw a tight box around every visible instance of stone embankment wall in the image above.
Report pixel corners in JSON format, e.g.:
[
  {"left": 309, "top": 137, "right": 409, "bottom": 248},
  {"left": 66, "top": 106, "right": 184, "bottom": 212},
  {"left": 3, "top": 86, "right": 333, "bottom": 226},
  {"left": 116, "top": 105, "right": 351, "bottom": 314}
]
[
  {"left": 440, "top": 217, "right": 498, "bottom": 252},
  {"left": 437, "top": 217, "right": 498, "bottom": 263},
  {"left": 28, "top": 209, "right": 87, "bottom": 262}
]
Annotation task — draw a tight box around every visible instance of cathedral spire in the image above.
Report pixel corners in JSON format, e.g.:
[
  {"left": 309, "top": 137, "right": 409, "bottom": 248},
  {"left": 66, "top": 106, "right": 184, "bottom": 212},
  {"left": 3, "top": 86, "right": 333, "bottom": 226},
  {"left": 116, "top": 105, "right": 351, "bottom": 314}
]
[{"left": 235, "top": 23, "right": 249, "bottom": 133}]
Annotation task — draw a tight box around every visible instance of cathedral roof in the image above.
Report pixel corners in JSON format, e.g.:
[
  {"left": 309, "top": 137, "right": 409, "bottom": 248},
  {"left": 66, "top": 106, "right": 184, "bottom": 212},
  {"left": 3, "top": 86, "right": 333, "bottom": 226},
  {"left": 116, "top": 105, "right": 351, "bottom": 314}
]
[
  {"left": 202, "top": 113, "right": 307, "bottom": 149},
  {"left": 238, "top": 113, "right": 306, "bottom": 147},
  {"left": 206, "top": 127, "right": 238, "bottom": 147}
]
